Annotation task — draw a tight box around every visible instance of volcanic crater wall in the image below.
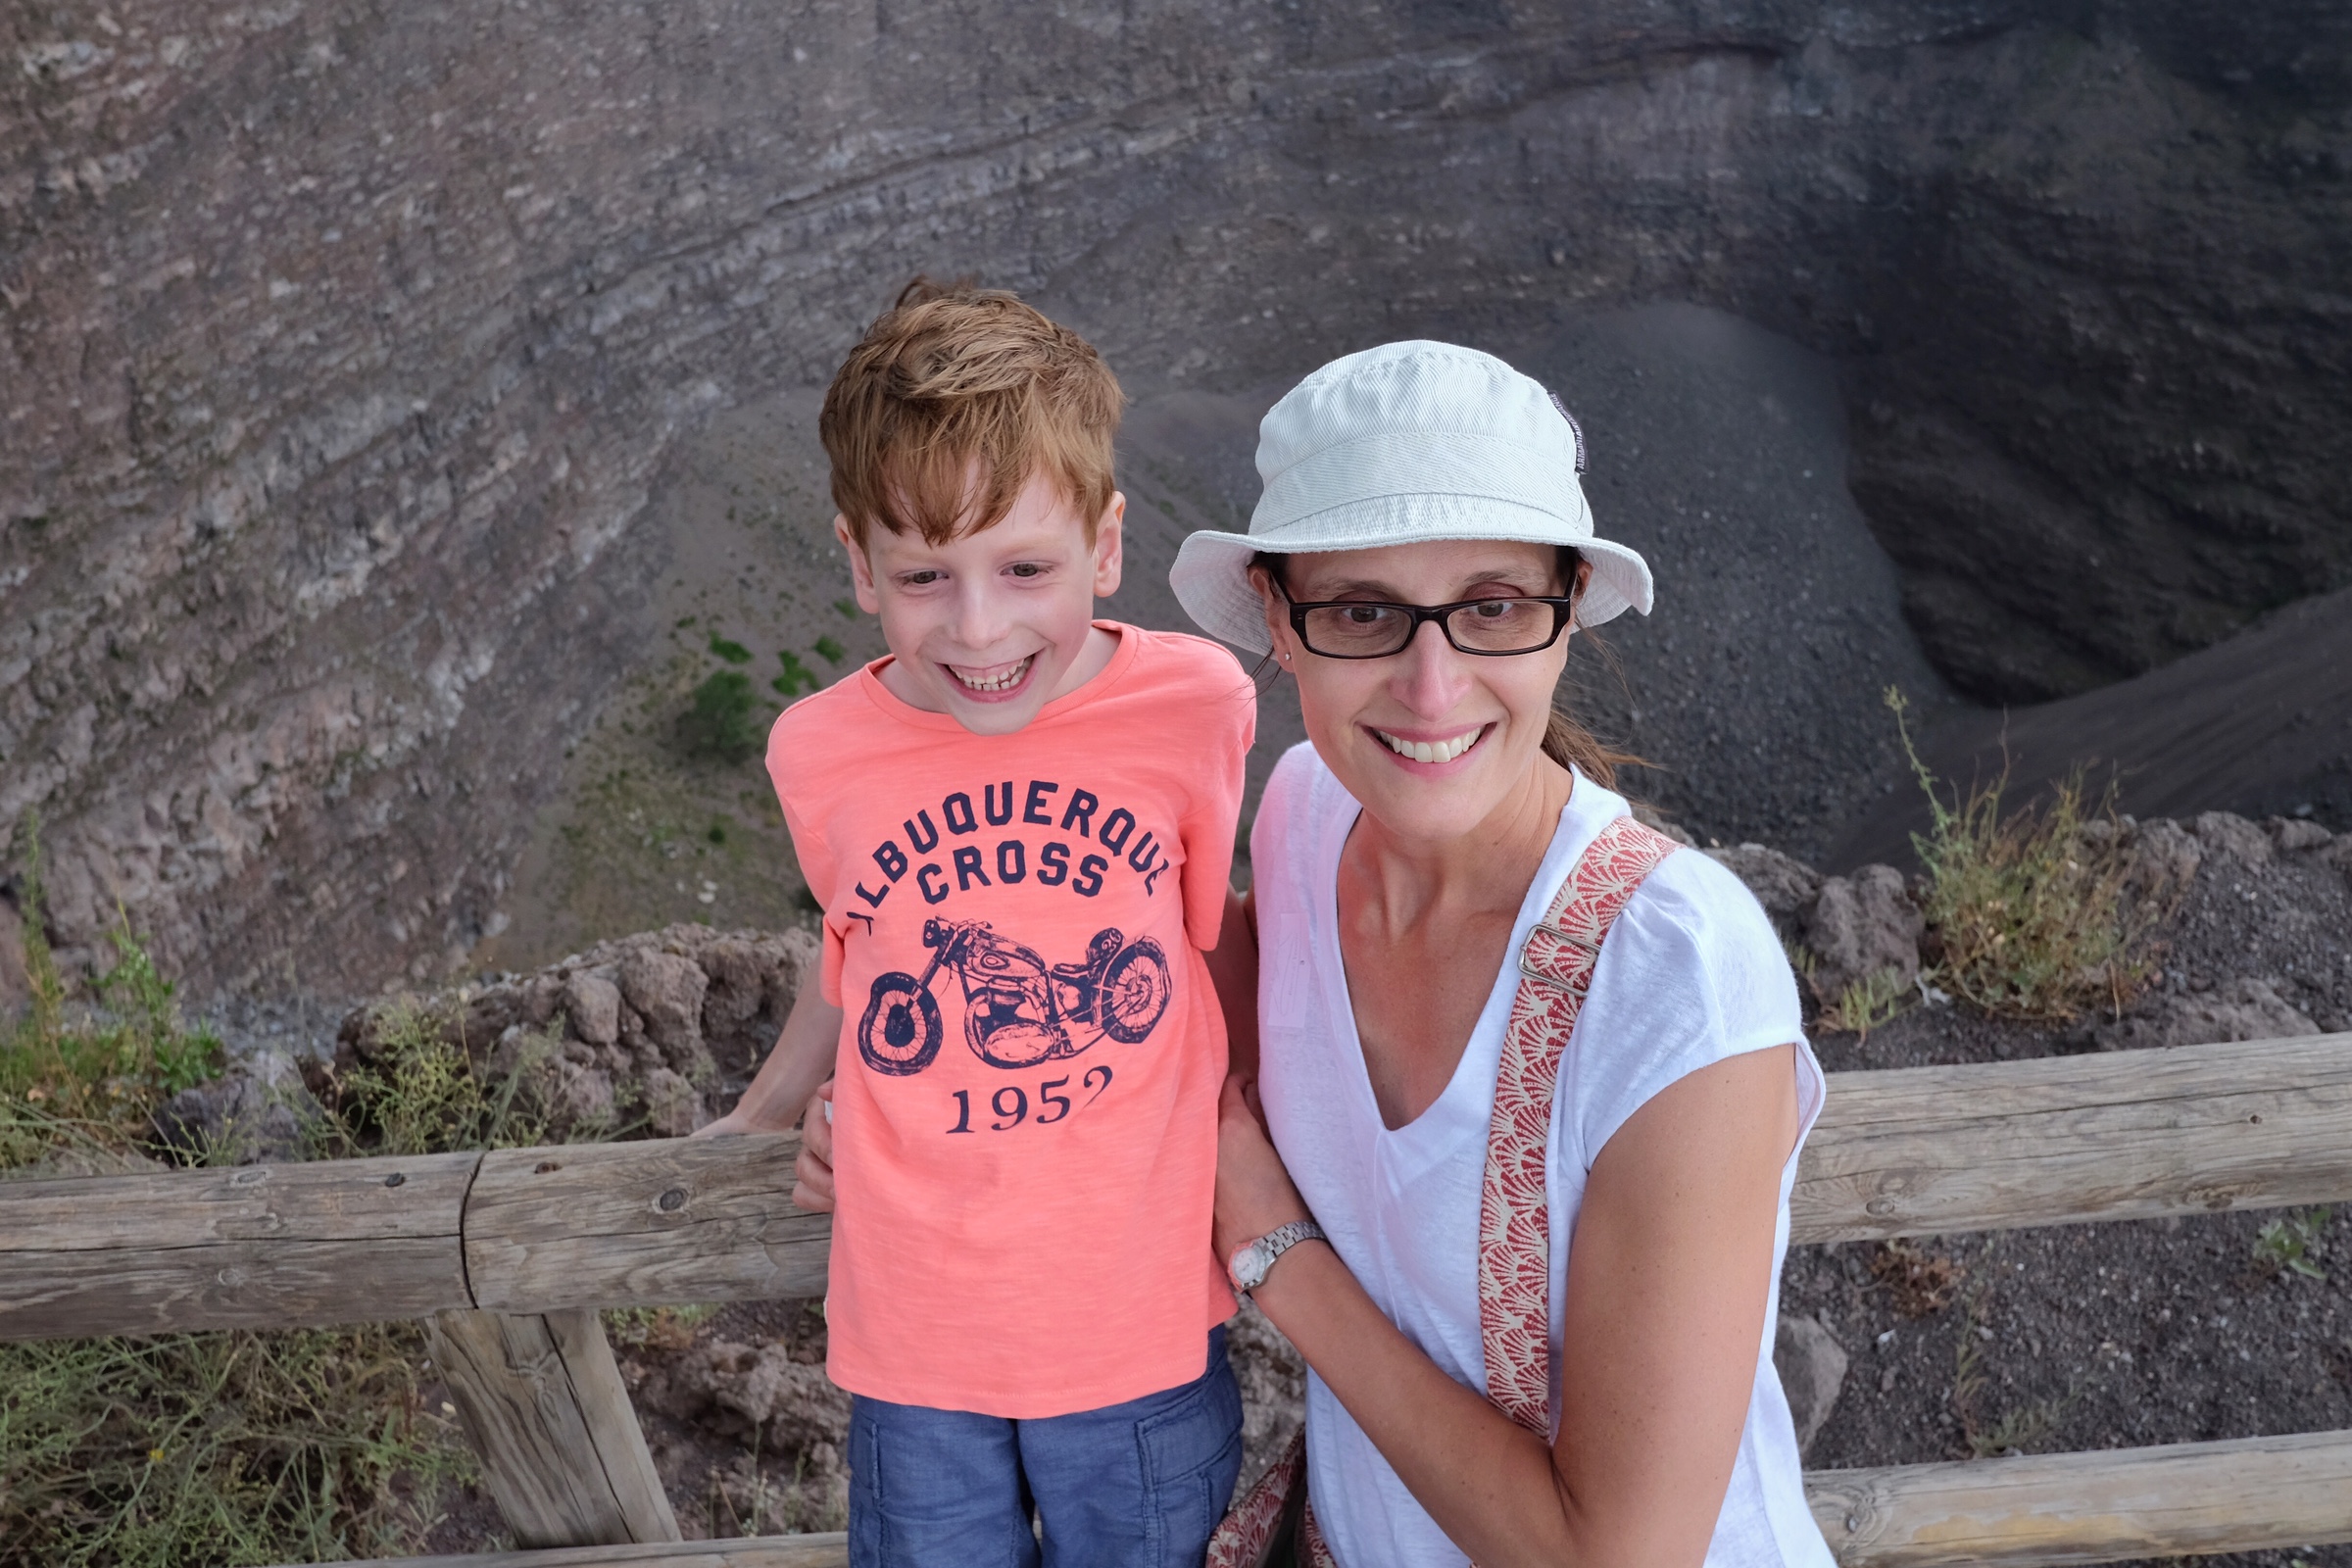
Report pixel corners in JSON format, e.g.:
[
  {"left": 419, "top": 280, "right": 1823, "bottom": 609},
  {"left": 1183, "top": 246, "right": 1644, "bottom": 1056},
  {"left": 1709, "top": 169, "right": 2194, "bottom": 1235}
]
[{"left": 2, "top": 0, "right": 2347, "bottom": 995}]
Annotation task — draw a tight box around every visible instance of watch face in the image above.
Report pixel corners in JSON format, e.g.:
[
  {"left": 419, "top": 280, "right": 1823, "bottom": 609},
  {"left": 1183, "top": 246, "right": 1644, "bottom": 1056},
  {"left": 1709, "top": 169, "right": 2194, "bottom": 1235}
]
[{"left": 1235, "top": 1243, "right": 1268, "bottom": 1290}]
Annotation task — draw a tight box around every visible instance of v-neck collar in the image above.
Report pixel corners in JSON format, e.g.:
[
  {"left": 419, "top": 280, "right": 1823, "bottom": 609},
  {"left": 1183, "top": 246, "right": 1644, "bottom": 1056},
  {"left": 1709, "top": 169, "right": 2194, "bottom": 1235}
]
[{"left": 1314, "top": 775, "right": 1607, "bottom": 1160}]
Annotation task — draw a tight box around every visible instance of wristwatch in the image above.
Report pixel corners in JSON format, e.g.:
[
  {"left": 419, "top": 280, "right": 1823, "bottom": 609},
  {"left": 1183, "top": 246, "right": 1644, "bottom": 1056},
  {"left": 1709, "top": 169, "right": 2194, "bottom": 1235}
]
[{"left": 1228, "top": 1218, "right": 1327, "bottom": 1295}]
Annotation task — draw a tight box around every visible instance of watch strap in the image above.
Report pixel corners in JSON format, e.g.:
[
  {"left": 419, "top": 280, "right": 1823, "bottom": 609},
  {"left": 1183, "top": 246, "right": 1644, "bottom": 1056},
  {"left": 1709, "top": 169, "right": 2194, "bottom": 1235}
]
[{"left": 1233, "top": 1217, "right": 1326, "bottom": 1292}]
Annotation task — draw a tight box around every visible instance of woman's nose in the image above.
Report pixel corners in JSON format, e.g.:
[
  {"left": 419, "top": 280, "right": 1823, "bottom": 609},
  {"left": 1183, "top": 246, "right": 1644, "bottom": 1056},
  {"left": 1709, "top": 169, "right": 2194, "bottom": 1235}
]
[{"left": 1390, "top": 617, "right": 1472, "bottom": 714}]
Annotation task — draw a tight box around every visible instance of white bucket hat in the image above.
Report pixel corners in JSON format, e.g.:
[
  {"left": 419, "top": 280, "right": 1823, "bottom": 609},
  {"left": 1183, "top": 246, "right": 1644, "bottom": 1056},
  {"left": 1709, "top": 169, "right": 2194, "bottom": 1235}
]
[{"left": 1169, "top": 340, "right": 1653, "bottom": 655}]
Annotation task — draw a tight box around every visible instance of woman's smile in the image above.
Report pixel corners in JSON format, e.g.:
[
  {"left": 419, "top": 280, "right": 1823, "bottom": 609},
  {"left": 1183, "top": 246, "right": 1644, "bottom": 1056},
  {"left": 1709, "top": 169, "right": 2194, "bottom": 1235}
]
[{"left": 1369, "top": 723, "right": 1490, "bottom": 767}]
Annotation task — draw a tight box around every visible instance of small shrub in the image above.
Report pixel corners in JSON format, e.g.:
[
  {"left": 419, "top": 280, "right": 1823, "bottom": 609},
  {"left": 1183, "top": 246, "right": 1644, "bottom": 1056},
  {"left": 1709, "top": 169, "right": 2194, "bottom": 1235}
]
[
  {"left": 1, "top": 822, "right": 222, "bottom": 1172},
  {"left": 0, "top": 1324, "right": 468, "bottom": 1568},
  {"left": 831, "top": 598, "right": 858, "bottom": 618},
  {"left": 1886, "top": 688, "right": 2156, "bottom": 1021},
  {"left": 812, "top": 635, "right": 846, "bottom": 665},
  {"left": 679, "top": 670, "right": 765, "bottom": 763},
  {"left": 311, "top": 1002, "right": 562, "bottom": 1158},
  {"left": 1869, "top": 1239, "right": 1965, "bottom": 1318},
  {"left": 604, "top": 1303, "right": 715, "bottom": 1353},
  {"left": 1818, "top": 965, "right": 1910, "bottom": 1040},
  {"left": 1951, "top": 1287, "right": 2073, "bottom": 1459},
  {"left": 773, "top": 650, "right": 817, "bottom": 698},
  {"left": 2253, "top": 1206, "right": 2332, "bottom": 1283},
  {"left": 707, "top": 633, "right": 753, "bottom": 664}
]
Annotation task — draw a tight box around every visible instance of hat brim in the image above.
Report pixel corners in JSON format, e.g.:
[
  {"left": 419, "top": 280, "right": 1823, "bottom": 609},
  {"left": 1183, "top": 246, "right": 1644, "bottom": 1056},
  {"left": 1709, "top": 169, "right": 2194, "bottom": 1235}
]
[{"left": 1170, "top": 497, "right": 1654, "bottom": 656}]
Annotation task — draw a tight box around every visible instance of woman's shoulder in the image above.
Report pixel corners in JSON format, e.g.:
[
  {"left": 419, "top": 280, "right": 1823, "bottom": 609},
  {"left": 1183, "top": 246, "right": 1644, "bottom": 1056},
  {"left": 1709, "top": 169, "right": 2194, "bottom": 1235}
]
[
  {"left": 1610, "top": 842, "right": 1789, "bottom": 981},
  {"left": 1261, "top": 740, "right": 1345, "bottom": 816},
  {"left": 1250, "top": 743, "right": 1349, "bottom": 891}
]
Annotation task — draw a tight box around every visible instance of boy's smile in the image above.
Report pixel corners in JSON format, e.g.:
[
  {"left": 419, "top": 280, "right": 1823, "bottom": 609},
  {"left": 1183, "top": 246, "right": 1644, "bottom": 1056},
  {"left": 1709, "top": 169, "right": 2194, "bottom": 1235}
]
[{"left": 839, "top": 469, "right": 1127, "bottom": 735}]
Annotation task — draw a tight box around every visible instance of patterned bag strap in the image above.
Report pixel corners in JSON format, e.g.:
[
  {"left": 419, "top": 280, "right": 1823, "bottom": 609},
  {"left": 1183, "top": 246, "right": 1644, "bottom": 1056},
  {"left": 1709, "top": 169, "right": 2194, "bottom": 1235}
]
[{"left": 1478, "top": 813, "right": 1681, "bottom": 1435}]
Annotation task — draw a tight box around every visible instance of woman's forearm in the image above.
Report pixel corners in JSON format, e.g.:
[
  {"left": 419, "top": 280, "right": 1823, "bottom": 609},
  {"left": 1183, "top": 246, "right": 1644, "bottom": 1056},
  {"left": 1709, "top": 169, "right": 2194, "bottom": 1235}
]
[{"left": 1251, "top": 1241, "right": 1588, "bottom": 1568}]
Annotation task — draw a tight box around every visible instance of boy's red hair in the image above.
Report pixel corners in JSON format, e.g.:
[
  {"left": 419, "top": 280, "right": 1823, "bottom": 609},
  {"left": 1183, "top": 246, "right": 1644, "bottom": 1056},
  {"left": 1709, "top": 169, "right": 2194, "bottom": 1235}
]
[{"left": 821, "top": 278, "right": 1125, "bottom": 549}]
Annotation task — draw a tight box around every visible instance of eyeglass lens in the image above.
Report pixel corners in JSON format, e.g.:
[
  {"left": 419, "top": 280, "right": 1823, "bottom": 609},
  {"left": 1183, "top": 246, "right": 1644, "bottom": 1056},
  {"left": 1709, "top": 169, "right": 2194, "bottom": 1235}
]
[{"left": 1299, "top": 600, "right": 1558, "bottom": 657}]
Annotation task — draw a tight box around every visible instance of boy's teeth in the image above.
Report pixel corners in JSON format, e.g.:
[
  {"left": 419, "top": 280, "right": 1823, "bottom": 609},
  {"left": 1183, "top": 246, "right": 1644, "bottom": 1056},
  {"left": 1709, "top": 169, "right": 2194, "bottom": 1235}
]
[
  {"left": 953, "top": 655, "right": 1033, "bottom": 692},
  {"left": 1376, "top": 726, "right": 1482, "bottom": 764}
]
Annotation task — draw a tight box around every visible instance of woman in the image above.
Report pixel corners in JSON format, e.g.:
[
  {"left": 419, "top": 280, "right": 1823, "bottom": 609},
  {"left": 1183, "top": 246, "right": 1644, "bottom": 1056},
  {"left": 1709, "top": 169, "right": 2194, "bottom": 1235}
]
[{"left": 1168, "top": 342, "right": 1833, "bottom": 1568}]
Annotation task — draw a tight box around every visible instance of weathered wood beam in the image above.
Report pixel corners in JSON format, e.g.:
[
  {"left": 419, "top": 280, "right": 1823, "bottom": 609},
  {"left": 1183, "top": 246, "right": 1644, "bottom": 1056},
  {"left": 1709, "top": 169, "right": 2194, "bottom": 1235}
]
[
  {"left": 1792, "top": 1030, "right": 2352, "bottom": 1244},
  {"left": 1806, "top": 1427, "right": 2352, "bottom": 1565},
  {"left": 297, "top": 1535, "right": 848, "bottom": 1567},
  {"left": 465, "top": 1136, "right": 827, "bottom": 1313},
  {"left": 303, "top": 1428, "right": 2352, "bottom": 1568},
  {"left": 9, "top": 1032, "right": 2350, "bottom": 1343},
  {"left": 426, "top": 1307, "right": 681, "bottom": 1548},
  {"left": 0, "top": 1151, "right": 479, "bottom": 1340}
]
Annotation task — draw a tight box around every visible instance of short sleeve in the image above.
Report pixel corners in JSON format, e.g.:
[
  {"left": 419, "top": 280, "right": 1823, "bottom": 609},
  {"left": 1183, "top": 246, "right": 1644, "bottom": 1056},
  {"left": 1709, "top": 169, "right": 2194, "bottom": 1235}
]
[
  {"left": 1175, "top": 648, "right": 1256, "bottom": 952},
  {"left": 1562, "top": 848, "right": 1805, "bottom": 1168},
  {"left": 766, "top": 709, "right": 846, "bottom": 1006}
]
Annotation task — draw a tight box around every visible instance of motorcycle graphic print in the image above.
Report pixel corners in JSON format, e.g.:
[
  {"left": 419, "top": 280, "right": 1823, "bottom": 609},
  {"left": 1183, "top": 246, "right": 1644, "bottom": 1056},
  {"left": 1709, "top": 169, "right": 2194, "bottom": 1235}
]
[{"left": 858, "top": 917, "right": 1173, "bottom": 1075}]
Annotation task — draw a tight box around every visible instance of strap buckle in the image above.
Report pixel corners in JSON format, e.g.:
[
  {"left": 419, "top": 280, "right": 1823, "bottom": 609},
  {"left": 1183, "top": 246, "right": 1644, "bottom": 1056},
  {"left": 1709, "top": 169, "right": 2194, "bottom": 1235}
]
[{"left": 1516, "top": 921, "right": 1598, "bottom": 987}]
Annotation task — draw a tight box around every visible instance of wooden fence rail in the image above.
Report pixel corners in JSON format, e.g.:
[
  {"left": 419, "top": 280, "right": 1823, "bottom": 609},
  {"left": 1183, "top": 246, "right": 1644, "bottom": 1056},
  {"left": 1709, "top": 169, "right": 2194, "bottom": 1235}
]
[
  {"left": 310, "top": 1424, "right": 2352, "bottom": 1568},
  {"left": 6, "top": 1031, "right": 2351, "bottom": 1568}
]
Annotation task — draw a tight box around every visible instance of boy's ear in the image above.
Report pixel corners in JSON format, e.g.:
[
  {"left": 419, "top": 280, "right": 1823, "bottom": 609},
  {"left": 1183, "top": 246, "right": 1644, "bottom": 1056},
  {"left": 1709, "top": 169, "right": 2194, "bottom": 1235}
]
[
  {"left": 834, "top": 514, "right": 883, "bottom": 614},
  {"left": 1089, "top": 492, "right": 1125, "bottom": 599}
]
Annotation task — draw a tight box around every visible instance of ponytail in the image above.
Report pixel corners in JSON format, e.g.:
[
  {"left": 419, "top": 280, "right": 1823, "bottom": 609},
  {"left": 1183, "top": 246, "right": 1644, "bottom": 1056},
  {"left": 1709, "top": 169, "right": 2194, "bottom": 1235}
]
[{"left": 1540, "top": 708, "right": 1638, "bottom": 791}]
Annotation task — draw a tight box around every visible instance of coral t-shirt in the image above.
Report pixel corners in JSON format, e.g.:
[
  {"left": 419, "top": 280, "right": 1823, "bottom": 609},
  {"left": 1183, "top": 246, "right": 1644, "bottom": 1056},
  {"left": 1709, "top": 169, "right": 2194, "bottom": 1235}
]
[{"left": 766, "top": 622, "right": 1256, "bottom": 1417}]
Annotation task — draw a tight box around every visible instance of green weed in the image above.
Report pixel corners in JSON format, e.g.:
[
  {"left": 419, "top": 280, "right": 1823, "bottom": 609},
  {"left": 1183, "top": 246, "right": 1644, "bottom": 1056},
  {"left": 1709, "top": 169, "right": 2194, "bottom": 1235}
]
[
  {"left": 707, "top": 633, "right": 753, "bottom": 664},
  {"left": 679, "top": 670, "right": 765, "bottom": 763},
  {"left": 310, "top": 1002, "right": 570, "bottom": 1158},
  {"left": 831, "top": 598, "right": 858, "bottom": 619},
  {"left": 2, "top": 820, "right": 223, "bottom": 1173},
  {"left": 1886, "top": 688, "right": 2155, "bottom": 1021},
  {"left": 1951, "top": 1285, "right": 2074, "bottom": 1459},
  {"left": 604, "top": 1303, "right": 716, "bottom": 1353},
  {"left": 772, "top": 650, "right": 818, "bottom": 699},
  {"left": 2253, "top": 1206, "right": 2332, "bottom": 1283},
  {"left": 1819, "top": 966, "right": 1910, "bottom": 1040},
  {"left": 0, "top": 1323, "right": 469, "bottom": 1568},
  {"left": 812, "top": 636, "right": 845, "bottom": 665}
]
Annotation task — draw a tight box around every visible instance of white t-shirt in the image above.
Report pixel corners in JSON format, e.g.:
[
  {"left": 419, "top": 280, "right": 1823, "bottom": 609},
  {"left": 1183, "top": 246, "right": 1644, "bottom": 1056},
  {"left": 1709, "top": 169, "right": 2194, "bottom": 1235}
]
[{"left": 1251, "top": 744, "right": 1834, "bottom": 1568}]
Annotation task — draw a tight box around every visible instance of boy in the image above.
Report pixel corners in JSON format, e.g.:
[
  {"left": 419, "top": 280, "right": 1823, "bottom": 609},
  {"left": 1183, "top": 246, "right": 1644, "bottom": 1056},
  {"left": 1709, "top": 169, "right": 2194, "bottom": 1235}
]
[{"left": 697, "top": 280, "right": 1256, "bottom": 1567}]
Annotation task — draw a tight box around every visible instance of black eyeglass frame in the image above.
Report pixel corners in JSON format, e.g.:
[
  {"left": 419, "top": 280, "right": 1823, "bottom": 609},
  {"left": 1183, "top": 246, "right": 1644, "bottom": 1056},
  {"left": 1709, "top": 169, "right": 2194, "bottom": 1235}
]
[{"left": 1273, "top": 580, "right": 1580, "bottom": 660}]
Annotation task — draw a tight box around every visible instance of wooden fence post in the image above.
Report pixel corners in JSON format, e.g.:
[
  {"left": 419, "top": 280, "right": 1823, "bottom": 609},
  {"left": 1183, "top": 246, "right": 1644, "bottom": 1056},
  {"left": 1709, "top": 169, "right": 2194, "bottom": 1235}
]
[{"left": 426, "top": 1307, "right": 681, "bottom": 1548}]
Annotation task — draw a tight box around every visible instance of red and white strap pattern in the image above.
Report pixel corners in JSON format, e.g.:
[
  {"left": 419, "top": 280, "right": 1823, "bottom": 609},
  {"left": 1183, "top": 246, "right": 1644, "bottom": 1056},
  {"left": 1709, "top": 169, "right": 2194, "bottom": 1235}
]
[{"left": 1478, "top": 815, "right": 1679, "bottom": 1434}]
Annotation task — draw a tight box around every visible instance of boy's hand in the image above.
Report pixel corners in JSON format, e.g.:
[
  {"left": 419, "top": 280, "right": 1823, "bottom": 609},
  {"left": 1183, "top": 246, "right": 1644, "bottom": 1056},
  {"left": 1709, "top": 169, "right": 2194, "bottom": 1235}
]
[
  {"left": 792, "top": 1079, "right": 838, "bottom": 1213},
  {"left": 1211, "top": 1072, "right": 1312, "bottom": 1266}
]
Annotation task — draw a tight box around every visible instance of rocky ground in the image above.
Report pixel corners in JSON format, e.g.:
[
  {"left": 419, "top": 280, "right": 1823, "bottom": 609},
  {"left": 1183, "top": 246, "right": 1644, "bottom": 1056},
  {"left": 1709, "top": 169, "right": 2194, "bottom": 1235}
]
[{"left": 169, "top": 806, "right": 2352, "bottom": 1561}]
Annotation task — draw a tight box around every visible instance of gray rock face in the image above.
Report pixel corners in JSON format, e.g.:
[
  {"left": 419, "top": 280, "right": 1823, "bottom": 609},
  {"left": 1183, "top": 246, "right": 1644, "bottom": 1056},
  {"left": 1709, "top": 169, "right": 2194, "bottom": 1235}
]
[
  {"left": 332, "top": 922, "right": 814, "bottom": 1139},
  {"left": 563, "top": 972, "right": 622, "bottom": 1048},
  {"left": 2271, "top": 818, "right": 2335, "bottom": 856},
  {"left": 2098, "top": 977, "right": 2322, "bottom": 1051},
  {"left": 2192, "top": 811, "right": 2275, "bottom": 866},
  {"left": 1773, "top": 1311, "right": 1850, "bottom": 1457},
  {"left": 2127, "top": 819, "right": 2206, "bottom": 906},
  {"left": 150, "top": 1046, "right": 318, "bottom": 1163},
  {"left": 1801, "top": 865, "right": 1925, "bottom": 1003},
  {"left": 619, "top": 949, "right": 713, "bottom": 1082},
  {"left": 4, "top": 2, "right": 2346, "bottom": 997}
]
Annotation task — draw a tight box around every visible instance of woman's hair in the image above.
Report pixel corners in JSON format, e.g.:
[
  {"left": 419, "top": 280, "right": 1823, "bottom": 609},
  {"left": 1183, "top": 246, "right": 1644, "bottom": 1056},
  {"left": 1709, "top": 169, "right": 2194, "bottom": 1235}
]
[{"left": 1250, "top": 547, "right": 1640, "bottom": 791}]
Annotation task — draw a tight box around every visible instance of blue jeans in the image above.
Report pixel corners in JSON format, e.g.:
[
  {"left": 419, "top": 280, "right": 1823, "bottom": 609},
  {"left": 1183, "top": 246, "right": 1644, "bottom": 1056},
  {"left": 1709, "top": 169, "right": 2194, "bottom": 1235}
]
[{"left": 848, "top": 1326, "right": 1243, "bottom": 1568}]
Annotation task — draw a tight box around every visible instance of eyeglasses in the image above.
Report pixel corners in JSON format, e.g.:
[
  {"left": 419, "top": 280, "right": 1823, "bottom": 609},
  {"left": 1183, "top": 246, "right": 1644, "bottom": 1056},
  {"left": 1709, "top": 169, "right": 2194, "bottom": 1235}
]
[{"left": 1275, "top": 581, "right": 1578, "bottom": 660}]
